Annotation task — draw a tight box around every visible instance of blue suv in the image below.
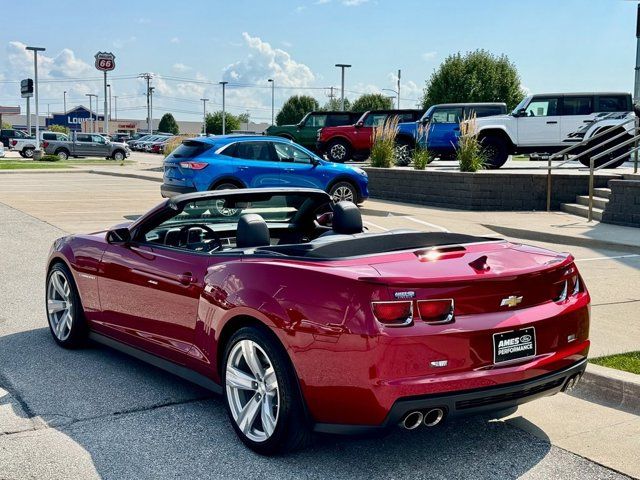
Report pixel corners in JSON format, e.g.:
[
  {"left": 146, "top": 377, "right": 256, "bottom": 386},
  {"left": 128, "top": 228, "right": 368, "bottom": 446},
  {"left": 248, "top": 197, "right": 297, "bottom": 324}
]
[
  {"left": 395, "top": 103, "right": 507, "bottom": 165},
  {"left": 161, "top": 135, "right": 369, "bottom": 203}
]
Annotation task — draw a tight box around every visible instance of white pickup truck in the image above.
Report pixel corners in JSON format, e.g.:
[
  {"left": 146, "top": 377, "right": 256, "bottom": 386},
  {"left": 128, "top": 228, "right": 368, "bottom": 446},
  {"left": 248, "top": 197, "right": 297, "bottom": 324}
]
[
  {"left": 10, "top": 131, "right": 69, "bottom": 158},
  {"left": 472, "top": 92, "right": 633, "bottom": 168}
]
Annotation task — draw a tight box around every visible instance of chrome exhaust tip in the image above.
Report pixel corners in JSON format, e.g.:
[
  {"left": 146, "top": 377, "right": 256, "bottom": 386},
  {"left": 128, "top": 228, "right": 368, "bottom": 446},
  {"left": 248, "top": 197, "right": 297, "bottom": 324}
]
[
  {"left": 400, "top": 411, "right": 424, "bottom": 430},
  {"left": 423, "top": 408, "right": 445, "bottom": 427}
]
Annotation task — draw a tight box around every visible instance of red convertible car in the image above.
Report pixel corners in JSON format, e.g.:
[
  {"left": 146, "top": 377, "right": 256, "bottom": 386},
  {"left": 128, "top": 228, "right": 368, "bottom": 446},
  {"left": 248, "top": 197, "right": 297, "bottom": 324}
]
[{"left": 46, "top": 188, "right": 590, "bottom": 454}]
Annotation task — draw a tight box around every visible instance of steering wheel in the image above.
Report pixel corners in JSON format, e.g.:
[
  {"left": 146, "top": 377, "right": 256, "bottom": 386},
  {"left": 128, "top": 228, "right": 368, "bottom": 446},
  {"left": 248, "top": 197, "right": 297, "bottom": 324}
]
[{"left": 177, "top": 224, "right": 223, "bottom": 252}]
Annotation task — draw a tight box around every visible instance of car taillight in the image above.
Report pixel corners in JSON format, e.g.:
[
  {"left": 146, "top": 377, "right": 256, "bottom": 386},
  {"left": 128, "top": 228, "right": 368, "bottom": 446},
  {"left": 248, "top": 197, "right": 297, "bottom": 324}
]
[
  {"left": 553, "top": 265, "right": 582, "bottom": 302},
  {"left": 179, "top": 161, "right": 208, "bottom": 170},
  {"left": 42, "top": 141, "right": 49, "bottom": 149},
  {"left": 11, "top": 140, "right": 17, "bottom": 146},
  {"left": 417, "top": 299, "right": 454, "bottom": 324},
  {"left": 371, "top": 301, "right": 413, "bottom": 327}
]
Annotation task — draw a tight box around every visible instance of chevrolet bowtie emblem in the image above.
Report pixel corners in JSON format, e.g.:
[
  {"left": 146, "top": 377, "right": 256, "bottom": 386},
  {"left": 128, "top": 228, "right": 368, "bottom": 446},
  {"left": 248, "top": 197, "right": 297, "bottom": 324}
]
[{"left": 500, "top": 295, "right": 523, "bottom": 308}]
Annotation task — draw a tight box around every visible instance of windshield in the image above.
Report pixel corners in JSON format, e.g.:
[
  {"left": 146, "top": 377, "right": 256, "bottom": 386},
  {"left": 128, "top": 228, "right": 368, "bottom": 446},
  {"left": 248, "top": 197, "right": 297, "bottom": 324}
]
[{"left": 511, "top": 96, "right": 532, "bottom": 115}]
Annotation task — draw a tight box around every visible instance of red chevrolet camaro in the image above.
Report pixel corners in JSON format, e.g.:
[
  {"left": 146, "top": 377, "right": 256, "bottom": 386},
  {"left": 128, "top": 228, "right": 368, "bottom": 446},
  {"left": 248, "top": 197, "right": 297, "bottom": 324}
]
[{"left": 46, "top": 188, "right": 590, "bottom": 454}]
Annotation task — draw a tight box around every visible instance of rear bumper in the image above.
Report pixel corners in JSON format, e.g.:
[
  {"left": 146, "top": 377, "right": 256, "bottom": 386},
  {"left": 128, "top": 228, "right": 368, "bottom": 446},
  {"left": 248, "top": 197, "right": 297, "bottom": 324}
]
[
  {"left": 314, "top": 358, "right": 587, "bottom": 435},
  {"left": 160, "top": 184, "right": 197, "bottom": 198}
]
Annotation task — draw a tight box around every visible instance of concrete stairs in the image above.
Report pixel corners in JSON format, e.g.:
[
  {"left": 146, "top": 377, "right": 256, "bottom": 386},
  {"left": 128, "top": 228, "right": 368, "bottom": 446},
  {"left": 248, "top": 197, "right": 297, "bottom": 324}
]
[{"left": 561, "top": 188, "right": 610, "bottom": 221}]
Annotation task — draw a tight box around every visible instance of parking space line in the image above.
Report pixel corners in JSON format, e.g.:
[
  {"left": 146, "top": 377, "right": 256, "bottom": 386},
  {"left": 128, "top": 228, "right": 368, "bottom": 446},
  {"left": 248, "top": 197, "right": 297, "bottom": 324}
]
[
  {"left": 575, "top": 254, "right": 640, "bottom": 262},
  {"left": 404, "top": 216, "right": 450, "bottom": 232},
  {"left": 363, "top": 220, "right": 388, "bottom": 232}
]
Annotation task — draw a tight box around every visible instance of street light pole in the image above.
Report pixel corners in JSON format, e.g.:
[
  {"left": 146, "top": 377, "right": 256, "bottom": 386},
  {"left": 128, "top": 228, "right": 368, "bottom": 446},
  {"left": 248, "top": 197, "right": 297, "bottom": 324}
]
[
  {"left": 114, "top": 96, "right": 118, "bottom": 121},
  {"left": 200, "top": 98, "right": 209, "bottom": 135},
  {"left": 149, "top": 87, "right": 155, "bottom": 134},
  {"left": 335, "top": 64, "right": 351, "bottom": 111},
  {"left": 397, "top": 69, "right": 401, "bottom": 109},
  {"left": 107, "top": 84, "right": 112, "bottom": 122},
  {"left": 268, "top": 79, "right": 274, "bottom": 125},
  {"left": 26, "top": 46, "right": 45, "bottom": 153},
  {"left": 219, "top": 81, "right": 228, "bottom": 134},
  {"left": 140, "top": 73, "right": 153, "bottom": 134},
  {"left": 635, "top": 3, "right": 640, "bottom": 104},
  {"left": 63, "top": 90, "right": 67, "bottom": 114},
  {"left": 86, "top": 94, "right": 97, "bottom": 133}
]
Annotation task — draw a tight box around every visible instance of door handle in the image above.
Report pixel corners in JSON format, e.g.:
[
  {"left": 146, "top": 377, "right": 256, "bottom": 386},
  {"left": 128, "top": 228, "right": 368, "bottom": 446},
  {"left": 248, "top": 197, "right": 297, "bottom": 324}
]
[
  {"left": 546, "top": 121, "right": 558, "bottom": 124},
  {"left": 238, "top": 166, "right": 248, "bottom": 171},
  {"left": 177, "top": 273, "right": 196, "bottom": 285},
  {"left": 284, "top": 168, "right": 295, "bottom": 172},
  {"left": 583, "top": 120, "right": 594, "bottom": 123}
]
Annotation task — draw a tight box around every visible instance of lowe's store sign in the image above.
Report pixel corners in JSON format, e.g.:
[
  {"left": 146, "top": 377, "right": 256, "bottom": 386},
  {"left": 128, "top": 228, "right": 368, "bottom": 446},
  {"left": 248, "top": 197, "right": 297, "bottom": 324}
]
[{"left": 47, "top": 106, "right": 103, "bottom": 131}]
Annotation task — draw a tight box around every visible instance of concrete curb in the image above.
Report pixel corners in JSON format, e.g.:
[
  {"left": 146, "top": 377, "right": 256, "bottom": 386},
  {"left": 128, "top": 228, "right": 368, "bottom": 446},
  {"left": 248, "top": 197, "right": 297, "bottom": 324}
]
[
  {"left": 0, "top": 168, "right": 83, "bottom": 174},
  {"left": 87, "top": 169, "right": 163, "bottom": 183},
  {"left": 571, "top": 363, "right": 640, "bottom": 415},
  {"left": 483, "top": 224, "right": 640, "bottom": 253}
]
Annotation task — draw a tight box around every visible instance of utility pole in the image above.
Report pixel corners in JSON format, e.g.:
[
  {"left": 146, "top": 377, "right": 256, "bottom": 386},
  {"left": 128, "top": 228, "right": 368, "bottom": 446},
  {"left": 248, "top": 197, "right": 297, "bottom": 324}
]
[
  {"left": 26, "top": 96, "right": 31, "bottom": 135},
  {"left": 219, "top": 81, "right": 228, "bottom": 134},
  {"left": 114, "top": 96, "right": 118, "bottom": 121},
  {"left": 107, "top": 84, "right": 112, "bottom": 122},
  {"left": 26, "top": 46, "right": 45, "bottom": 153},
  {"left": 103, "top": 71, "right": 108, "bottom": 135},
  {"left": 635, "top": 2, "right": 640, "bottom": 105},
  {"left": 335, "top": 64, "right": 351, "bottom": 111},
  {"left": 397, "top": 69, "right": 401, "bottom": 109},
  {"left": 149, "top": 86, "right": 155, "bottom": 133},
  {"left": 268, "top": 79, "right": 274, "bottom": 125},
  {"left": 86, "top": 94, "right": 97, "bottom": 133},
  {"left": 139, "top": 73, "right": 153, "bottom": 134},
  {"left": 63, "top": 90, "right": 67, "bottom": 114},
  {"left": 200, "top": 98, "right": 209, "bottom": 135},
  {"left": 245, "top": 110, "right": 250, "bottom": 131}
]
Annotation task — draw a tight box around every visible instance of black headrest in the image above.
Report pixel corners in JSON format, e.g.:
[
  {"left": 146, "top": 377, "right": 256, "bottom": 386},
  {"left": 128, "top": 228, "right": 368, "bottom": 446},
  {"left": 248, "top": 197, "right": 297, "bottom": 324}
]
[
  {"left": 236, "top": 214, "right": 270, "bottom": 248},
  {"left": 332, "top": 201, "right": 363, "bottom": 234}
]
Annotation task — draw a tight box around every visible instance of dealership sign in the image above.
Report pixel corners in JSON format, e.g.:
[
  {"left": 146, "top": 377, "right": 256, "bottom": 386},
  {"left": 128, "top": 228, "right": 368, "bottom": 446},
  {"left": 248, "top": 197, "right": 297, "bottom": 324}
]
[{"left": 94, "top": 52, "right": 115, "bottom": 72}]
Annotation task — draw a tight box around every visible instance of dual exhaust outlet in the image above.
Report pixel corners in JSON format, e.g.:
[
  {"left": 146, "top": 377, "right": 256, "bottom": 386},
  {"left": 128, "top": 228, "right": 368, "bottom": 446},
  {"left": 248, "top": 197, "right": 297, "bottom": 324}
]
[{"left": 399, "top": 408, "right": 445, "bottom": 430}]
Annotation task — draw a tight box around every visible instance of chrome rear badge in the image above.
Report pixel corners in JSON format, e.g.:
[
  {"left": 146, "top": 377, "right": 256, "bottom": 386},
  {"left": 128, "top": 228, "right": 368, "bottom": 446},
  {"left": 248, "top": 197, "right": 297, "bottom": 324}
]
[
  {"left": 500, "top": 295, "right": 523, "bottom": 308},
  {"left": 394, "top": 291, "right": 416, "bottom": 300}
]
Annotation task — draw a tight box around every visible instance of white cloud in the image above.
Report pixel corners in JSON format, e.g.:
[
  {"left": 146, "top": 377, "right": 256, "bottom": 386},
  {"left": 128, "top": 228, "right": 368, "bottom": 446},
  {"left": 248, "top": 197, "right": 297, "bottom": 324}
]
[
  {"left": 342, "top": 0, "right": 368, "bottom": 6},
  {"left": 172, "top": 63, "right": 192, "bottom": 73},
  {"left": 316, "top": 0, "right": 331, "bottom": 3},
  {"left": 294, "top": 5, "right": 306, "bottom": 13},
  {"left": 170, "top": 37, "right": 180, "bottom": 44},
  {"left": 421, "top": 51, "right": 437, "bottom": 61}
]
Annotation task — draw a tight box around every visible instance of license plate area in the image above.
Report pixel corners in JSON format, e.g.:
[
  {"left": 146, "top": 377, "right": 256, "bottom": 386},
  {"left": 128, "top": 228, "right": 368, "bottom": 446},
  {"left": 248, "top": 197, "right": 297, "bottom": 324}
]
[{"left": 493, "top": 327, "right": 536, "bottom": 364}]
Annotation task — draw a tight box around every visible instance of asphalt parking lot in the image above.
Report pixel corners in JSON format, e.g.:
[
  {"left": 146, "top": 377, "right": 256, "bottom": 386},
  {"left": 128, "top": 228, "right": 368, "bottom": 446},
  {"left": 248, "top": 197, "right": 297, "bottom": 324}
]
[{"left": 0, "top": 169, "right": 638, "bottom": 479}]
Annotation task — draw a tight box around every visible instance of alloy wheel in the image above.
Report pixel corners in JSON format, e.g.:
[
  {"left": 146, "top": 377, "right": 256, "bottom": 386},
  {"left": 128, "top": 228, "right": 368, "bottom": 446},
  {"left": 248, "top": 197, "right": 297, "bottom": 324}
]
[
  {"left": 331, "top": 185, "right": 354, "bottom": 203},
  {"left": 114, "top": 152, "right": 124, "bottom": 161},
  {"left": 330, "top": 144, "right": 346, "bottom": 161},
  {"left": 47, "top": 271, "right": 73, "bottom": 342},
  {"left": 225, "top": 339, "right": 280, "bottom": 443}
]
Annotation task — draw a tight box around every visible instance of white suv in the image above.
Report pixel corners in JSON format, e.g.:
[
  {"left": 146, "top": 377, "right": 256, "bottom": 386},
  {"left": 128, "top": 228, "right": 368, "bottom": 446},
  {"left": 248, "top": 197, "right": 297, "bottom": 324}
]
[{"left": 472, "top": 92, "right": 633, "bottom": 168}]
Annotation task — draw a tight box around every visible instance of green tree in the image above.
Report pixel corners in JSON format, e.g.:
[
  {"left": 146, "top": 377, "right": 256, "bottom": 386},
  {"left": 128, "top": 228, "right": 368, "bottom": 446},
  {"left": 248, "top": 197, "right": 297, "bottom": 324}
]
[
  {"left": 158, "top": 113, "right": 179, "bottom": 134},
  {"left": 321, "top": 97, "right": 351, "bottom": 111},
  {"left": 48, "top": 124, "right": 70, "bottom": 136},
  {"left": 422, "top": 50, "right": 525, "bottom": 111},
  {"left": 275, "top": 95, "right": 319, "bottom": 126},
  {"left": 351, "top": 93, "right": 394, "bottom": 112},
  {"left": 1, "top": 121, "right": 12, "bottom": 129},
  {"left": 205, "top": 111, "right": 241, "bottom": 135}
]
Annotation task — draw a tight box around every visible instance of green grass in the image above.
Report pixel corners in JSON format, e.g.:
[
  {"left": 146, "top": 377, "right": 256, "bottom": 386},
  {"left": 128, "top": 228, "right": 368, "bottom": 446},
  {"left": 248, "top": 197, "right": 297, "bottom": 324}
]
[
  {"left": 590, "top": 351, "right": 640, "bottom": 375},
  {"left": 0, "top": 159, "right": 134, "bottom": 170}
]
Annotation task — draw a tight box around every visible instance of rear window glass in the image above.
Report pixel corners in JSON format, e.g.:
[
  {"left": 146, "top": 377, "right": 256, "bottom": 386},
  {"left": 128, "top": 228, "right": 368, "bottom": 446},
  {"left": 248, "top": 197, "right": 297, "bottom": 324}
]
[
  {"left": 468, "top": 106, "right": 506, "bottom": 117},
  {"left": 597, "top": 96, "right": 629, "bottom": 113},
  {"left": 171, "top": 141, "right": 213, "bottom": 158},
  {"left": 562, "top": 97, "right": 594, "bottom": 115},
  {"left": 326, "top": 114, "right": 353, "bottom": 126}
]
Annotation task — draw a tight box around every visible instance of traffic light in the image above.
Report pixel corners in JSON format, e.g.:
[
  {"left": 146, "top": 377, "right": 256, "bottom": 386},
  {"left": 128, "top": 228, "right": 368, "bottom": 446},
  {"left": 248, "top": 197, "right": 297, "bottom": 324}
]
[{"left": 21, "top": 79, "right": 34, "bottom": 97}]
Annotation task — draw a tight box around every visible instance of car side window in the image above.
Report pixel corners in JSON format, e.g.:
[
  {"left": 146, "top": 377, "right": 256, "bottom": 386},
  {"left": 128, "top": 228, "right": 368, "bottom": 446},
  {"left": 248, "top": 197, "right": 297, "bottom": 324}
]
[
  {"left": 326, "top": 114, "right": 351, "bottom": 127},
  {"left": 305, "top": 115, "right": 327, "bottom": 128},
  {"left": 76, "top": 134, "right": 91, "bottom": 142},
  {"left": 597, "top": 96, "right": 627, "bottom": 113},
  {"left": 233, "top": 141, "right": 275, "bottom": 161},
  {"left": 273, "top": 142, "right": 312, "bottom": 164},
  {"left": 562, "top": 97, "right": 594, "bottom": 116},
  {"left": 469, "top": 106, "right": 505, "bottom": 117},
  {"left": 42, "top": 133, "right": 55, "bottom": 140},
  {"left": 363, "top": 114, "right": 388, "bottom": 127},
  {"left": 431, "top": 107, "right": 463, "bottom": 124},
  {"left": 525, "top": 97, "right": 559, "bottom": 117},
  {"left": 92, "top": 135, "right": 106, "bottom": 144}
]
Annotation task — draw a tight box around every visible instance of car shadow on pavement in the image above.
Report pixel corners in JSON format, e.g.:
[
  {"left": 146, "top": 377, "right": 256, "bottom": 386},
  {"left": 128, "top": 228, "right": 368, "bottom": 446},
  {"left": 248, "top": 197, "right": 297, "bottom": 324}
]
[{"left": 0, "top": 328, "right": 563, "bottom": 480}]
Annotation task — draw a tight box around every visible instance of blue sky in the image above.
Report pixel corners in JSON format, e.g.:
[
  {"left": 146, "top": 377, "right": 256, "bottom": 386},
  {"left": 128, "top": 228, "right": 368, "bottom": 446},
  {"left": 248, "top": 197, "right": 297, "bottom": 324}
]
[{"left": 1, "top": 0, "right": 637, "bottom": 122}]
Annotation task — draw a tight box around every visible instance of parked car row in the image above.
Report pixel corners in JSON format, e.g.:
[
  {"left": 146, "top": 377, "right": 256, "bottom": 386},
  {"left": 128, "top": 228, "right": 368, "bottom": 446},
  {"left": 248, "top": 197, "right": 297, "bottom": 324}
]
[
  {"left": 266, "top": 91, "right": 635, "bottom": 169},
  {"left": 128, "top": 133, "right": 176, "bottom": 154}
]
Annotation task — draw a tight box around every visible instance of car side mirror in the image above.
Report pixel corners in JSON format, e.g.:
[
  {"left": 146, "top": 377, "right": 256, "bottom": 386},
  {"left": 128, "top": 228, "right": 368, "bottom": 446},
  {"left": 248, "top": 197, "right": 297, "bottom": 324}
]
[
  {"left": 355, "top": 121, "right": 364, "bottom": 128},
  {"left": 420, "top": 118, "right": 430, "bottom": 125},
  {"left": 106, "top": 227, "right": 131, "bottom": 245},
  {"left": 514, "top": 108, "right": 527, "bottom": 118},
  {"left": 311, "top": 157, "right": 320, "bottom": 166}
]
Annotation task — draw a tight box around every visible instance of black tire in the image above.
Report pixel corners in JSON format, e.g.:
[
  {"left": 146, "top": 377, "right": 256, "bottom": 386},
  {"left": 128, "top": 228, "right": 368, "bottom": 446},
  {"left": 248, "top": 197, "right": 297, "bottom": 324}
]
[
  {"left": 23, "top": 147, "right": 35, "bottom": 159},
  {"left": 222, "top": 325, "right": 312, "bottom": 455},
  {"left": 45, "top": 262, "right": 88, "bottom": 349},
  {"left": 394, "top": 137, "right": 414, "bottom": 166},
  {"left": 579, "top": 139, "right": 631, "bottom": 169},
  {"left": 55, "top": 149, "right": 70, "bottom": 161},
  {"left": 19, "top": 151, "right": 26, "bottom": 158},
  {"left": 328, "top": 180, "right": 359, "bottom": 204},
  {"left": 479, "top": 136, "right": 508, "bottom": 169},
  {"left": 214, "top": 182, "right": 240, "bottom": 191},
  {"left": 326, "top": 138, "right": 352, "bottom": 163},
  {"left": 112, "top": 150, "right": 125, "bottom": 161}
]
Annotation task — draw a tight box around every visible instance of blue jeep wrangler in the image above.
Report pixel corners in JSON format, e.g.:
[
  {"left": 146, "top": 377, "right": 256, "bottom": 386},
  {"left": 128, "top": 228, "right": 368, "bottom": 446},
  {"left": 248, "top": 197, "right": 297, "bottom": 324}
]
[{"left": 395, "top": 103, "right": 507, "bottom": 165}]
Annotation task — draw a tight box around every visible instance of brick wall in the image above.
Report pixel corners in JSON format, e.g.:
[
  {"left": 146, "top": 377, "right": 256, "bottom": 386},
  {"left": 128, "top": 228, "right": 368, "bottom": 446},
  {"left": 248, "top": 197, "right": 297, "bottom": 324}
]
[
  {"left": 364, "top": 168, "right": 619, "bottom": 211},
  {"left": 602, "top": 180, "right": 640, "bottom": 227}
]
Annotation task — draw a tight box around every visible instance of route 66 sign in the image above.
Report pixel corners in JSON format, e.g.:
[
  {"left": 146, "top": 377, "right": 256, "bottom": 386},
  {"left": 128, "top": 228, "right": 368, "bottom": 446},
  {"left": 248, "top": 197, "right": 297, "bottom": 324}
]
[{"left": 95, "top": 52, "right": 115, "bottom": 71}]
